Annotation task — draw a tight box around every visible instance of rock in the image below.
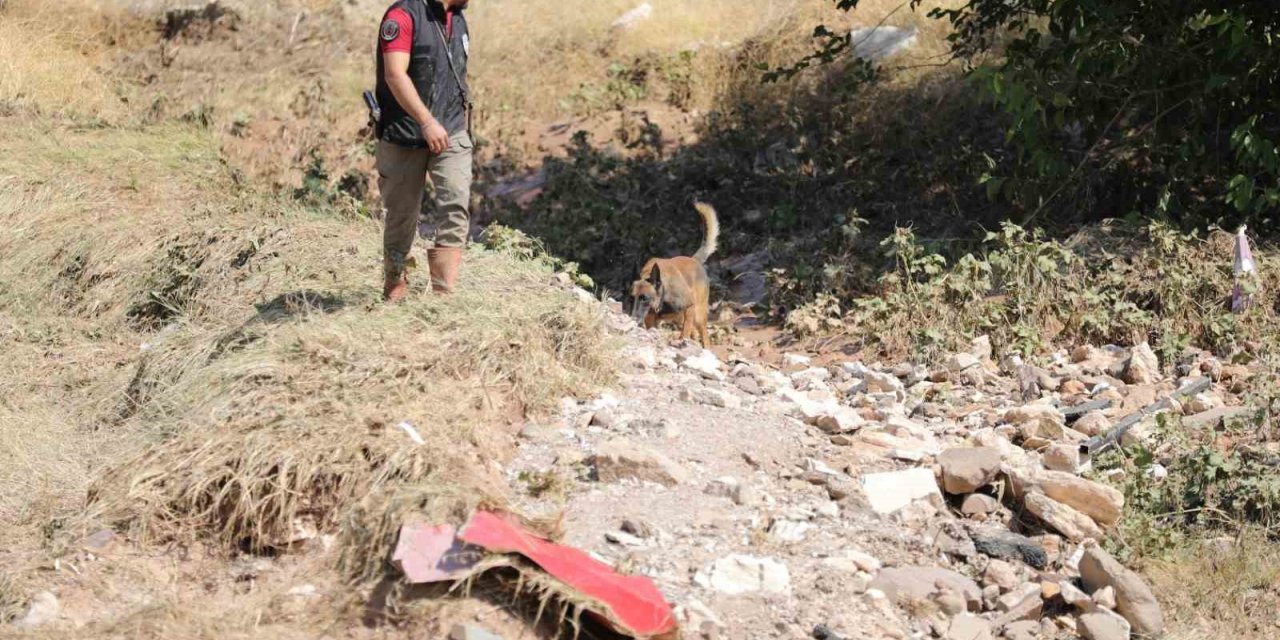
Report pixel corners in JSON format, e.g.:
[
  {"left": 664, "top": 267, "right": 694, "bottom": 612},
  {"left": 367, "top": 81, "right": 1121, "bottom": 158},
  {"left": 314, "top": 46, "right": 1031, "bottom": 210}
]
[
  {"left": 864, "top": 370, "right": 905, "bottom": 394},
  {"left": 971, "top": 335, "right": 994, "bottom": 361},
  {"left": 1059, "top": 579, "right": 1092, "bottom": 608},
  {"left": 1043, "top": 444, "right": 1086, "bottom": 474},
  {"left": 1035, "top": 471, "right": 1124, "bottom": 527},
  {"left": 997, "top": 583, "right": 1042, "bottom": 615},
  {"left": 769, "top": 519, "right": 814, "bottom": 543},
  {"left": 861, "top": 468, "right": 942, "bottom": 514},
  {"left": 1077, "top": 610, "right": 1131, "bottom": 640},
  {"left": 946, "top": 614, "right": 994, "bottom": 640},
  {"left": 1123, "top": 343, "right": 1159, "bottom": 384},
  {"left": 590, "top": 408, "right": 618, "bottom": 428},
  {"left": 1005, "top": 404, "right": 1067, "bottom": 443},
  {"left": 792, "top": 366, "right": 832, "bottom": 385},
  {"left": 815, "top": 407, "right": 865, "bottom": 434},
  {"left": 620, "top": 518, "right": 655, "bottom": 539},
  {"left": 1024, "top": 492, "right": 1105, "bottom": 542},
  {"left": 938, "top": 447, "right": 1002, "bottom": 494},
  {"left": 1060, "top": 379, "right": 1089, "bottom": 396},
  {"left": 80, "top": 528, "right": 117, "bottom": 554},
  {"left": 1000, "top": 620, "right": 1041, "bottom": 640},
  {"left": 1078, "top": 544, "right": 1164, "bottom": 636},
  {"left": 1074, "top": 411, "right": 1111, "bottom": 437},
  {"left": 1187, "top": 392, "right": 1225, "bottom": 414},
  {"left": 681, "top": 386, "right": 742, "bottom": 409},
  {"left": 869, "top": 567, "right": 982, "bottom": 612},
  {"left": 588, "top": 441, "right": 688, "bottom": 486},
  {"left": 1092, "top": 585, "right": 1117, "bottom": 610},
  {"left": 700, "top": 554, "right": 791, "bottom": 595},
  {"left": 961, "top": 493, "right": 1000, "bottom": 517},
  {"left": 783, "top": 353, "right": 813, "bottom": 367},
  {"left": 450, "top": 624, "right": 504, "bottom": 640},
  {"left": 972, "top": 530, "right": 1049, "bottom": 569},
  {"left": 682, "top": 350, "right": 725, "bottom": 380},
  {"left": 12, "top": 591, "right": 59, "bottom": 629},
  {"left": 983, "top": 560, "right": 1021, "bottom": 593},
  {"left": 936, "top": 591, "right": 968, "bottom": 616},
  {"left": 734, "top": 484, "right": 762, "bottom": 507},
  {"left": 735, "top": 376, "right": 763, "bottom": 395}
]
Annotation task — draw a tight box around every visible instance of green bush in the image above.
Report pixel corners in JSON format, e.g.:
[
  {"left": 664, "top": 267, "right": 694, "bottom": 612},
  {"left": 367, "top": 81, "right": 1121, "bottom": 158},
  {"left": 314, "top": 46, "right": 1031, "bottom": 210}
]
[{"left": 801, "top": 0, "right": 1280, "bottom": 227}]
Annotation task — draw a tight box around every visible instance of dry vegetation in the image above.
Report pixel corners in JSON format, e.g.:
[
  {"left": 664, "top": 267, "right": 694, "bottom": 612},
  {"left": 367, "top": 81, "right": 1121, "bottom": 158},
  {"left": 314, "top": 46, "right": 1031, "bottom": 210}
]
[
  {"left": 0, "top": 1, "right": 620, "bottom": 634},
  {"left": 3, "top": 0, "right": 1279, "bottom": 637}
]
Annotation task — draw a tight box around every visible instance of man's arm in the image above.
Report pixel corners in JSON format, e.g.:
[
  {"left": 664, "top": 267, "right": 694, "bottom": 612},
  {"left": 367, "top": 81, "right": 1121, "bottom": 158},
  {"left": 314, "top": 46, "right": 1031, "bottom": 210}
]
[{"left": 384, "top": 51, "right": 450, "bottom": 154}]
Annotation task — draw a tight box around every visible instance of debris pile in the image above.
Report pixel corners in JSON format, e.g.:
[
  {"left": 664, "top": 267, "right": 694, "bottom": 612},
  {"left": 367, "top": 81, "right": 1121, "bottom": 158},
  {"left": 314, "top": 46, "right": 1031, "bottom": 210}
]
[{"left": 507, "top": 305, "right": 1262, "bottom": 639}]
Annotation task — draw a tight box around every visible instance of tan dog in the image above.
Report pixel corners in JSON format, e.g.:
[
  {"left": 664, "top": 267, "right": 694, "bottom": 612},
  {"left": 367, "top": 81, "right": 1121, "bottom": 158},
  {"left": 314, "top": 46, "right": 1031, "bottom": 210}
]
[{"left": 630, "top": 202, "right": 720, "bottom": 347}]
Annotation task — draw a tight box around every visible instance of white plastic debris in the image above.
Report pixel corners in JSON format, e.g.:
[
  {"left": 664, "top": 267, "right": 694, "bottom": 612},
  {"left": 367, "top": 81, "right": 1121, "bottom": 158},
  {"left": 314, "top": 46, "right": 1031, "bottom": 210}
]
[
  {"left": 398, "top": 421, "right": 426, "bottom": 446},
  {"left": 611, "top": 2, "right": 652, "bottom": 30}
]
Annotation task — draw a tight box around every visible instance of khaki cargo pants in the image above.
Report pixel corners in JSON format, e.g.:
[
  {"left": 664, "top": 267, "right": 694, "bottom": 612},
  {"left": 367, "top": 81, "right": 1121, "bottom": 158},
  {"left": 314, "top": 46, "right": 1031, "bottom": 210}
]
[{"left": 377, "top": 133, "right": 474, "bottom": 273}]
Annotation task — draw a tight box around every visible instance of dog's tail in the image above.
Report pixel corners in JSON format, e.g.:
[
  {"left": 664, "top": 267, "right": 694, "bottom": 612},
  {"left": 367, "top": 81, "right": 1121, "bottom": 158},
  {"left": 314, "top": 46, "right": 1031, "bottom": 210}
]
[{"left": 692, "top": 201, "right": 720, "bottom": 264}]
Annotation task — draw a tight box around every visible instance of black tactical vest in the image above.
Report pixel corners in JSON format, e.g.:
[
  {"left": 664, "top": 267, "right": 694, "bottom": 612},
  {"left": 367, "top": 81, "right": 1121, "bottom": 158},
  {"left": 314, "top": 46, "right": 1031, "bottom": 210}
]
[{"left": 375, "top": 0, "right": 470, "bottom": 147}]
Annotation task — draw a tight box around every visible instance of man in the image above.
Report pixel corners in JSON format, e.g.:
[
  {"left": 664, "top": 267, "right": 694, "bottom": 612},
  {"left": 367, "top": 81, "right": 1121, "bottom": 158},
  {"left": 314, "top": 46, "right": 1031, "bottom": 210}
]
[{"left": 374, "top": 0, "right": 472, "bottom": 302}]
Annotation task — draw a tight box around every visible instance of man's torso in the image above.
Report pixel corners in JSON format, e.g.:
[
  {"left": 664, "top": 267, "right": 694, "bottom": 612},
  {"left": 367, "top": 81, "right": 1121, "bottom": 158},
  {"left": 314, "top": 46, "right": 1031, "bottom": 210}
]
[{"left": 375, "top": 0, "right": 470, "bottom": 147}]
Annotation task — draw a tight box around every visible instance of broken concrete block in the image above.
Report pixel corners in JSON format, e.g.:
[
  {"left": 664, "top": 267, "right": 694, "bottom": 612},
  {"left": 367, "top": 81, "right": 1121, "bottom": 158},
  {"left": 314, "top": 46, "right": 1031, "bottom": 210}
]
[
  {"left": 861, "top": 468, "right": 941, "bottom": 514},
  {"left": 699, "top": 554, "right": 791, "bottom": 595}
]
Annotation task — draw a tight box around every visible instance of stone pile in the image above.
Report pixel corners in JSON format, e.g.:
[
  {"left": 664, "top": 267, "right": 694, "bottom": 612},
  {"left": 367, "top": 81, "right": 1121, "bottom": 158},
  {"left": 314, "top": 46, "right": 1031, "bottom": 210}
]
[{"left": 520, "top": 310, "right": 1257, "bottom": 640}]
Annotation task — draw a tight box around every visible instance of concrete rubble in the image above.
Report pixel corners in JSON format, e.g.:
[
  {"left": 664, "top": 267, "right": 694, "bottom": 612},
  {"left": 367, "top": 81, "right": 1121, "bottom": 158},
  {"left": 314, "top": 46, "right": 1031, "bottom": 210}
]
[{"left": 504, "top": 311, "right": 1256, "bottom": 639}]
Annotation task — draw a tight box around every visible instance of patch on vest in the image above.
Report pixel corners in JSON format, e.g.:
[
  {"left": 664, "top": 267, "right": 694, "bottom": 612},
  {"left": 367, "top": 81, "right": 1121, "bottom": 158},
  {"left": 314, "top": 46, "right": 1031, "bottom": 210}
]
[
  {"left": 462, "top": 33, "right": 470, "bottom": 56},
  {"left": 380, "top": 19, "right": 401, "bottom": 41}
]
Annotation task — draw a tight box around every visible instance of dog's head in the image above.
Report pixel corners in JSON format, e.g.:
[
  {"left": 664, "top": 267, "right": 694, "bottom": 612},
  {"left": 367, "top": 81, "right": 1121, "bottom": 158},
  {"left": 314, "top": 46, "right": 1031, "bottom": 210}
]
[{"left": 630, "top": 260, "right": 662, "bottom": 323}]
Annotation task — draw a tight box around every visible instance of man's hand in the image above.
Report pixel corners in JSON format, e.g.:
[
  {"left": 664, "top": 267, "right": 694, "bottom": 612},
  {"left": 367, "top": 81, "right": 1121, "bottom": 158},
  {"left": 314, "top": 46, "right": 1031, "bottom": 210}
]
[{"left": 422, "top": 118, "right": 449, "bottom": 155}]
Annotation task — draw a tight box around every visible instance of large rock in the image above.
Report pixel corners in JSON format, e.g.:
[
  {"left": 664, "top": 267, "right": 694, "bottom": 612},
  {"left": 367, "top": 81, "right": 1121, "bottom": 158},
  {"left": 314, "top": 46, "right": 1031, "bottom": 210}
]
[
  {"left": 1035, "top": 471, "right": 1124, "bottom": 527},
  {"left": 588, "top": 441, "right": 688, "bottom": 486},
  {"left": 946, "top": 613, "right": 993, "bottom": 640},
  {"left": 938, "top": 447, "right": 1002, "bottom": 494},
  {"left": 680, "top": 386, "right": 742, "bottom": 410},
  {"left": 1123, "top": 343, "right": 1159, "bottom": 384},
  {"left": 700, "top": 554, "right": 791, "bottom": 595},
  {"left": 861, "top": 468, "right": 942, "bottom": 514},
  {"left": 1079, "top": 544, "right": 1164, "bottom": 637},
  {"left": 1024, "top": 492, "right": 1105, "bottom": 541},
  {"left": 1074, "top": 411, "right": 1111, "bottom": 436},
  {"left": 1077, "top": 610, "right": 1132, "bottom": 640},
  {"left": 869, "top": 567, "right": 982, "bottom": 612},
  {"left": 1043, "top": 444, "right": 1086, "bottom": 474}
]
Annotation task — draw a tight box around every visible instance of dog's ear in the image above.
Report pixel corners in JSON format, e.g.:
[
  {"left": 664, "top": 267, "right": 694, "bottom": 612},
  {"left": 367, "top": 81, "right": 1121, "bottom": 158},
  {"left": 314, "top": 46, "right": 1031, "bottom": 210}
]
[{"left": 640, "top": 258, "right": 661, "bottom": 287}]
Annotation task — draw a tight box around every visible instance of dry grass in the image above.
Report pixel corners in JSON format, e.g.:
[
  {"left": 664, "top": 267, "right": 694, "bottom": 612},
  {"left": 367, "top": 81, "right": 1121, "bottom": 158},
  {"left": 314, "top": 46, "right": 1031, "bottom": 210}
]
[
  {"left": 0, "top": 107, "right": 615, "bottom": 633},
  {"left": 1143, "top": 529, "right": 1280, "bottom": 639}
]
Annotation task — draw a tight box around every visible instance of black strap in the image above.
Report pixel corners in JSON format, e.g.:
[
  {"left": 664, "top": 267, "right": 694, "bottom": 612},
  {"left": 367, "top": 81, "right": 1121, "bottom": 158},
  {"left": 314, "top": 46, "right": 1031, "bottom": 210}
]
[{"left": 422, "top": 0, "right": 472, "bottom": 137}]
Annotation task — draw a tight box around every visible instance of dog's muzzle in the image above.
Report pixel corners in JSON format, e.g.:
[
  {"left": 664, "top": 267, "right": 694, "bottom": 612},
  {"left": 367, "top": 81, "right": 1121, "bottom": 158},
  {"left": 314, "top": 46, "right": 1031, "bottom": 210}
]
[{"left": 631, "top": 300, "right": 650, "bottom": 324}]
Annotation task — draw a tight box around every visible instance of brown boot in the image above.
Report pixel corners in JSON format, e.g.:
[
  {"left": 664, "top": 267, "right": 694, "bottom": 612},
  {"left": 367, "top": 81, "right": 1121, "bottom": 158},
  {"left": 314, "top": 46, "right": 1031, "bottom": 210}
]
[
  {"left": 382, "top": 257, "right": 409, "bottom": 303},
  {"left": 427, "top": 246, "right": 463, "bottom": 293}
]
